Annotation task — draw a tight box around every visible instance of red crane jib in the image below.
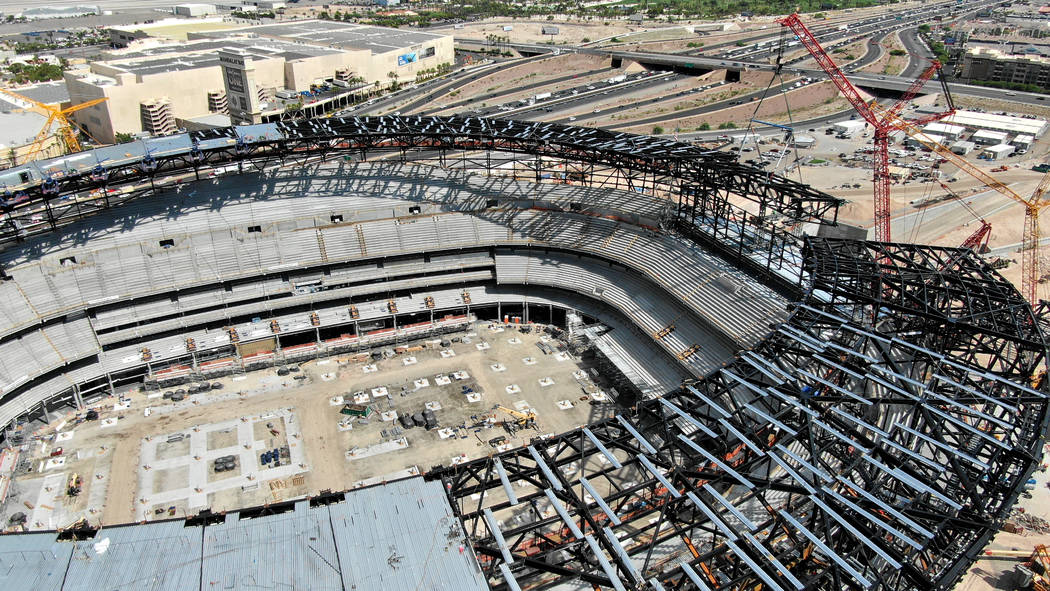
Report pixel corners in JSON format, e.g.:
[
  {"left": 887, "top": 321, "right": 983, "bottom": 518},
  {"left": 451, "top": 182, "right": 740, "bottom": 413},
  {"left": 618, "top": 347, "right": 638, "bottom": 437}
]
[{"left": 778, "top": 13, "right": 954, "bottom": 244}]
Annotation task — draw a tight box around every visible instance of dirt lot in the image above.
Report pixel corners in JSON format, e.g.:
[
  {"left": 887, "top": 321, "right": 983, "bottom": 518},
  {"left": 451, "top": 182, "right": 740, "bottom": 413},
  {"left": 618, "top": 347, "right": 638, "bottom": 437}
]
[
  {"left": 619, "top": 79, "right": 841, "bottom": 134},
  {"left": 428, "top": 53, "right": 615, "bottom": 112},
  {"left": 1, "top": 322, "right": 621, "bottom": 528},
  {"left": 434, "top": 18, "right": 653, "bottom": 45}
]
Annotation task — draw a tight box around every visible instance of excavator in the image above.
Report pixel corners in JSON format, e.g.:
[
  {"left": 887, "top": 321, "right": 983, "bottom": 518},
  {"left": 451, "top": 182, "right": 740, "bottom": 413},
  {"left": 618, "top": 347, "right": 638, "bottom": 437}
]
[{"left": 67, "top": 472, "right": 82, "bottom": 497}]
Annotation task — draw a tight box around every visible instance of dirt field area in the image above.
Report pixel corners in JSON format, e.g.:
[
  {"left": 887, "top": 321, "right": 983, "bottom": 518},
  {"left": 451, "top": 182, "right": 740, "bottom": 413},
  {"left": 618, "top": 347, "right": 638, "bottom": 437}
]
[
  {"left": 434, "top": 19, "right": 654, "bottom": 45},
  {"left": 860, "top": 31, "right": 908, "bottom": 76},
  {"left": 0, "top": 321, "right": 620, "bottom": 529},
  {"left": 427, "top": 53, "right": 615, "bottom": 112},
  {"left": 619, "top": 78, "right": 840, "bottom": 133}
]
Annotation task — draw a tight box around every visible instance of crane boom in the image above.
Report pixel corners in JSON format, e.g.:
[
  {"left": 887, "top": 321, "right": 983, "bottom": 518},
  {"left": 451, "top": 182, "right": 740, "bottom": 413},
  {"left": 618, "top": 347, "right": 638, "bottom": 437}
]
[
  {"left": 936, "top": 181, "right": 992, "bottom": 251},
  {"left": 780, "top": 14, "right": 952, "bottom": 243},
  {"left": 885, "top": 61, "right": 943, "bottom": 120},
  {"left": 0, "top": 88, "right": 107, "bottom": 163},
  {"left": 780, "top": 14, "right": 879, "bottom": 126},
  {"left": 876, "top": 102, "right": 1050, "bottom": 301}
]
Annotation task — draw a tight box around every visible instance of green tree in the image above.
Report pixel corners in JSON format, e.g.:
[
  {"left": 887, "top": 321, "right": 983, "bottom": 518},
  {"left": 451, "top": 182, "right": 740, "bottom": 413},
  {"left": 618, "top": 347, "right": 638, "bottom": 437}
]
[
  {"left": 697, "top": 122, "right": 710, "bottom": 131},
  {"left": 653, "top": 125, "right": 664, "bottom": 134},
  {"left": 114, "top": 132, "right": 135, "bottom": 144}
]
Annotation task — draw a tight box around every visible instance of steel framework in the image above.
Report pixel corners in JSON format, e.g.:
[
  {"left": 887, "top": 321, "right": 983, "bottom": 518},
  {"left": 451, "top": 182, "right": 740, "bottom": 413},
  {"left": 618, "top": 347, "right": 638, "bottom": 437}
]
[
  {"left": 0, "top": 116, "right": 841, "bottom": 251},
  {"left": 0, "top": 117, "right": 1043, "bottom": 591},
  {"left": 432, "top": 237, "right": 1049, "bottom": 591}
]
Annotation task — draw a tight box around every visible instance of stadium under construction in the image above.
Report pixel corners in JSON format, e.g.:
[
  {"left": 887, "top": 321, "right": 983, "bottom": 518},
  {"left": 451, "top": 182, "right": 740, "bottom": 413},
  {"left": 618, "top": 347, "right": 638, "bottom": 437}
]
[{"left": 0, "top": 116, "right": 1044, "bottom": 591}]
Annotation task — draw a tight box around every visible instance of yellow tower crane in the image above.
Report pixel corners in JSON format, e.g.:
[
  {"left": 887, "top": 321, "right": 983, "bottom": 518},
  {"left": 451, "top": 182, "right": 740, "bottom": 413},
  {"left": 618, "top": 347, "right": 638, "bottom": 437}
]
[
  {"left": 0, "top": 87, "right": 107, "bottom": 164},
  {"left": 873, "top": 102, "right": 1050, "bottom": 303}
]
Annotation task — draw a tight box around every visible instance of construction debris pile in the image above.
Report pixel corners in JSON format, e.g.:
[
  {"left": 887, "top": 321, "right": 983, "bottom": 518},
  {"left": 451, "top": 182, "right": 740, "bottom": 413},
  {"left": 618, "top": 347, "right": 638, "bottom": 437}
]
[{"left": 1006, "top": 508, "right": 1050, "bottom": 536}]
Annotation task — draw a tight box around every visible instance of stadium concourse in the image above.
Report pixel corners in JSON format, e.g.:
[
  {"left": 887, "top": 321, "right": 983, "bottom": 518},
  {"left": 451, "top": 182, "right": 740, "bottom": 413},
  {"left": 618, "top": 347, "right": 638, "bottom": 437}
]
[{"left": 0, "top": 116, "right": 1044, "bottom": 591}]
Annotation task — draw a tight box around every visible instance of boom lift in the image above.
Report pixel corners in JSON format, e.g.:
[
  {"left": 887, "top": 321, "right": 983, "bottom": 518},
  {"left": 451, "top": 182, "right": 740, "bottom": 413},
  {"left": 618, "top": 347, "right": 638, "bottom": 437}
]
[
  {"left": 495, "top": 405, "right": 537, "bottom": 429},
  {"left": 779, "top": 13, "right": 956, "bottom": 242}
]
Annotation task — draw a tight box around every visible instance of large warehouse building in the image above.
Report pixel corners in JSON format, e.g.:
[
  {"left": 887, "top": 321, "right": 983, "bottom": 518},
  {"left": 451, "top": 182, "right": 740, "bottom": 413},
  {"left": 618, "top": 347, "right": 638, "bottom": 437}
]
[
  {"left": 0, "top": 118, "right": 1044, "bottom": 591},
  {"left": 66, "top": 21, "right": 453, "bottom": 141}
]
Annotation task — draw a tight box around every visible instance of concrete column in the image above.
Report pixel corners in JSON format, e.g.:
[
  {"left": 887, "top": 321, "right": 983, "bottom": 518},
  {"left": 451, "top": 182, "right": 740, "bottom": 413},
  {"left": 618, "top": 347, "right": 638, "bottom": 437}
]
[{"left": 72, "top": 384, "right": 84, "bottom": 410}]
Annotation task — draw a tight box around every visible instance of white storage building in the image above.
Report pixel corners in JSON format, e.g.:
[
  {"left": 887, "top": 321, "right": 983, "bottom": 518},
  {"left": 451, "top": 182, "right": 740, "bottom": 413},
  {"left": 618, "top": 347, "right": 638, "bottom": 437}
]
[
  {"left": 794, "top": 134, "right": 816, "bottom": 148},
  {"left": 972, "top": 129, "right": 1009, "bottom": 145},
  {"left": 922, "top": 122, "right": 965, "bottom": 141},
  {"left": 1012, "top": 134, "right": 1035, "bottom": 149},
  {"left": 950, "top": 140, "right": 976, "bottom": 155},
  {"left": 174, "top": 3, "right": 217, "bottom": 16},
  {"left": 919, "top": 108, "right": 1050, "bottom": 138},
  {"left": 982, "top": 143, "right": 1015, "bottom": 160},
  {"left": 730, "top": 132, "right": 762, "bottom": 145},
  {"left": 904, "top": 133, "right": 945, "bottom": 148},
  {"left": 833, "top": 120, "right": 866, "bottom": 136}
]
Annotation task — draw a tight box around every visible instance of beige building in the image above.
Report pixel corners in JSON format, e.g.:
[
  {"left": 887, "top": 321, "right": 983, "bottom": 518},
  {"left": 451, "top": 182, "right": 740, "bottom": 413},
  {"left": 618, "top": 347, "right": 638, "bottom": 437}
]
[
  {"left": 190, "top": 20, "right": 454, "bottom": 89},
  {"left": 108, "top": 17, "right": 244, "bottom": 45},
  {"left": 66, "top": 22, "right": 454, "bottom": 142},
  {"left": 959, "top": 46, "right": 1050, "bottom": 89}
]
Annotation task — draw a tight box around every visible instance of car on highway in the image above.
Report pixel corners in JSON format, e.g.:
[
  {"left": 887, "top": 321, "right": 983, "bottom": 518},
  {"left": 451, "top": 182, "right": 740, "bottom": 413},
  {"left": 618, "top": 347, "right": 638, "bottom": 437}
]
[
  {"left": 592, "top": 109, "right": 601, "bottom": 113},
  {"left": 568, "top": 116, "right": 577, "bottom": 121}
]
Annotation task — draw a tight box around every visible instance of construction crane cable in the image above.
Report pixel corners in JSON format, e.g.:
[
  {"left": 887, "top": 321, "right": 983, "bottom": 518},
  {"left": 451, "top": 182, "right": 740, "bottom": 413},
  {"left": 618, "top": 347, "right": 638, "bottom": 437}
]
[
  {"left": 742, "top": 74, "right": 781, "bottom": 160},
  {"left": 774, "top": 67, "right": 804, "bottom": 184},
  {"left": 742, "top": 31, "right": 788, "bottom": 160}
]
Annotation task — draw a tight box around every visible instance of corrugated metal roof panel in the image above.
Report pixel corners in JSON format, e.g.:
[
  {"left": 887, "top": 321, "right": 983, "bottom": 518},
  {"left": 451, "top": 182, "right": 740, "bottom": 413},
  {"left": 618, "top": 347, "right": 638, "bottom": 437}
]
[
  {"left": 0, "top": 531, "right": 70, "bottom": 591},
  {"left": 201, "top": 500, "right": 342, "bottom": 591},
  {"left": 329, "top": 477, "right": 488, "bottom": 591},
  {"left": 64, "top": 520, "right": 202, "bottom": 591}
]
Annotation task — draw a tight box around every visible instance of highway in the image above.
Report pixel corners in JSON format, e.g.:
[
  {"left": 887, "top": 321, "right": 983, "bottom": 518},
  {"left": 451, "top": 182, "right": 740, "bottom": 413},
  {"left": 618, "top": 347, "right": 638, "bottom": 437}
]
[{"left": 353, "top": 0, "right": 1035, "bottom": 139}]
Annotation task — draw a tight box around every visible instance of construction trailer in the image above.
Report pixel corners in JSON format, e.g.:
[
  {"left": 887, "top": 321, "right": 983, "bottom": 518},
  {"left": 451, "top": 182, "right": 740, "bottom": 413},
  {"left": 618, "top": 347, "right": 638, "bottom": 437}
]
[
  {"left": 832, "top": 120, "right": 866, "bottom": 137},
  {"left": 923, "top": 121, "right": 965, "bottom": 140},
  {"left": 972, "top": 129, "right": 1010, "bottom": 145},
  {"left": 951, "top": 140, "right": 977, "bottom": 155},
  {"left": 983, "top": 143, "right": 1015, "bottom": 160}
]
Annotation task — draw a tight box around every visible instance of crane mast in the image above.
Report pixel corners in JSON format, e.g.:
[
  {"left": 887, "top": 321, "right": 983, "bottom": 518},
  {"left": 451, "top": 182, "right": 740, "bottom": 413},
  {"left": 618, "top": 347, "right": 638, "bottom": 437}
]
[{"left": 778, "top": 13, "right": 955, "bottom": 243}]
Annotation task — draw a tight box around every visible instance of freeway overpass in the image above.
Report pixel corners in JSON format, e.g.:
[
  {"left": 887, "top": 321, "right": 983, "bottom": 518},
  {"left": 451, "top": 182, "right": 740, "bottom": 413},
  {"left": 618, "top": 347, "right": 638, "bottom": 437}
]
[{"left": 455, "top": 39, "right": 1050, "bottom": 107}]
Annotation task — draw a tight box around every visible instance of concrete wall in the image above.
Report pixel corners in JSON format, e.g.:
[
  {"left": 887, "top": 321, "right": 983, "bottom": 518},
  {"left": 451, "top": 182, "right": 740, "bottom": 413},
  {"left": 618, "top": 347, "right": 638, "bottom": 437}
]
[
  {"left": 285, "top": 50, "right": 369, "bottom": 90},
  {"left": 66, "top": 65, "right": 227, "bottom": 143},
  {"left": 355, "top": 35, "right": 454, "bottom": 86}
]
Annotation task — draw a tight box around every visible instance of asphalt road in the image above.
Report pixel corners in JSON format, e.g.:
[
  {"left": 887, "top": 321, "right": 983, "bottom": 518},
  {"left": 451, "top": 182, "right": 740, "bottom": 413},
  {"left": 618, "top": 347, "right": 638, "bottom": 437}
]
[{"left": 892, "top": 188, "right": 1017, "bottom": 245}]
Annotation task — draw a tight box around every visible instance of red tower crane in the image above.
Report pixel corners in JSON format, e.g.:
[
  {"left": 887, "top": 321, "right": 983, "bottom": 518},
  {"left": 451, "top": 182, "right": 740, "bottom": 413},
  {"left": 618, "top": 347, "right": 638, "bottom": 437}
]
[{"left": 778, "top": 14, "right": 957, "bottom": 242}]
